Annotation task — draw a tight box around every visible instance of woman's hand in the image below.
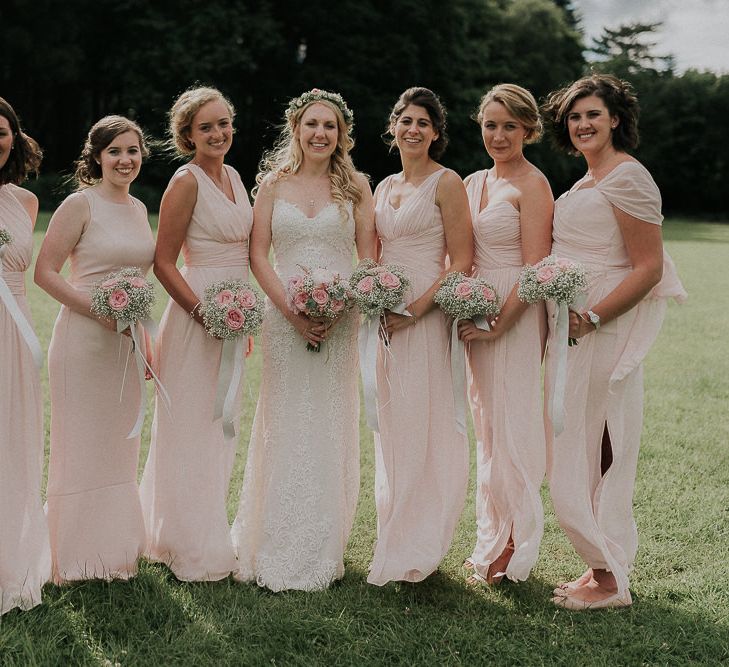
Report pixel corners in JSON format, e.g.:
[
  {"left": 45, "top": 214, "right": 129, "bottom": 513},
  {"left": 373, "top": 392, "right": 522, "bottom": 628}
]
[
  {"left": 568, "top": 310, "right": 596, "bottom": 340},
  {"left": 292, "top": 314, "right": 328, "bottom": 347},
  {"left": 380, "top": 310, "right": 416, "bottom": 340},
  {"left": 457, "top": 317, "right": 502, "bottom": 343}
]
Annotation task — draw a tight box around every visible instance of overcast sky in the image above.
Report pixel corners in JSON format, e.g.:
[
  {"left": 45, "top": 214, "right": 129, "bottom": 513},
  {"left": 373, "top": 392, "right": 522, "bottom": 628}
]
[{"left": 574, "top": 0, "right": 729, "bottom": 73}]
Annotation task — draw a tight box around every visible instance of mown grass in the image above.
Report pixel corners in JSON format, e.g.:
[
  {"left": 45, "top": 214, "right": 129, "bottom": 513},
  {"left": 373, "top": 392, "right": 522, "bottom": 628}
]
[{"left": 0, "top": 219, "right": 727, "bottom": 665}]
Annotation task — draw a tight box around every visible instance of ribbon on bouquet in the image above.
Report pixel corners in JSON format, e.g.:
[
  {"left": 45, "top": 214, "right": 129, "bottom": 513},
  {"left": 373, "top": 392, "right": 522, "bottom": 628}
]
[
  {"left": 450, "top": 314, "right": 491, "bottom": 436},
  {"left": 214, "top": 336, "right": 246, "bottom": 439},
  {"left": 0, "top": 247, "right": 43, "bottom": 369},
  {"left": 120, "top": 319, "right": 170, "bottom": 440},
  {"left": 548, "top": 294, "right": 586, "bottom": 436}
]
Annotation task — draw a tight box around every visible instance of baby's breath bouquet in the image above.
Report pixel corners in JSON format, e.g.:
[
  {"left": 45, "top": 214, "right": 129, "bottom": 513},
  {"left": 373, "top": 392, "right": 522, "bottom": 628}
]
[
  {"left": 202, "top": 280, "right": 264, "bottom": 340},
  {"left": 349, "top": 259, "right": 410, "bottom": 319},
  {"left": 434, "top": 272, "right": 501, "bottom": 324},
  {"left": 90, "top": 267, "right": 155, "bottom": 327},
  {"left": 0, "top": 227, "right": 12, "bottom": 249}
]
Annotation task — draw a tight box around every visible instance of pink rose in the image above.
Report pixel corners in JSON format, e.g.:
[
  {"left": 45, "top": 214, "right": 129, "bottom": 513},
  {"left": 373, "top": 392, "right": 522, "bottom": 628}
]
[
  {"left": 330, "top": 299, "right": 345, "bottom": 313},
  {"left": 108, "top": 288, "right": 129, "bottom": 311},
  {"left": 555, "top": 258, "right": 573, "bottom": 270},
  {"left": 481, "top": 285, "right": 496, "bottom": 301},
  {"left": 536, "top": 265, "right": 557, "bottom": 283},
  {"left": 288, "top": 276, "right": 304, "bottom": 291},
  {"left": 215, "top": 289, "right": 235, "bottom": 306},
  {"left": 454, "top": 281, "right": 473, "bottom": 299},
  {"left": 101, "top": 277, "right": 119, "bottom": 289},
  {"left": 129, "top": 276, "right": 147, "bottom": 289},
  {"left": 378, "top": 272, "right": 401, "bottom": 289},
  {"left": 237, "top": 289, "right": 257, "bottom": 309},
  {"left": 357, "top": 276, "right": 375, "bottom": 294},
  {"left": 311, "top": 288, "right": 329, "bottom": 305},
  {"left": 294, "top": 291, "right": 309, "bottom": 311},
  {"left": 225, "top": 307, "right": 245, "bottom": 330}
]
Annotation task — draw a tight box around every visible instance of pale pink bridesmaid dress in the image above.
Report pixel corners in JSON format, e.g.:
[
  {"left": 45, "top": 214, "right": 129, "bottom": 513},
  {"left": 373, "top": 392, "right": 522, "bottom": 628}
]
[
  {"left": 0, "top": 184, "right": 51, "bottom": 612},
  {"left": 464, "top": 170, "right": 547, "bottom": 582},
  {"left": 546, "top": 161, "right": 686, "bottom": 595},
  {"left": 368, "top": 169, "right": 469, "bottom": 586},
  {"left": 46, "top": 186, "right": 154, "bottom": 583},
  {"left": 140, "top": 163, "right": 252, "bottom": 581}
]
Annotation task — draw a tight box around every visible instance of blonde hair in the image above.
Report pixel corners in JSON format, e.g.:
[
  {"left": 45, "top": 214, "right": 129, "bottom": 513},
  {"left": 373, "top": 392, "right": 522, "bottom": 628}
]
[
  {"left": 256, "top": 96, "right": 363, "bottom": 214},
  {"left": 168, "top": 86, "right": 235, "bottom": 156},
  {"left": 476, "top": 83, "right": 543, "bottom": 144}
]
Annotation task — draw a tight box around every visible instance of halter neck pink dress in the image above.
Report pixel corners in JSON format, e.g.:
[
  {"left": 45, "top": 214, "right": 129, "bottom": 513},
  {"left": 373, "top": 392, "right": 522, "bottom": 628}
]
[
  {"left": 46, "top": 186, "right": 154, "bottom": 583},
  {"left": 546, "top": 161, "right": 686, "bottom": 595},
  {"left": 140, "top": 163, "right": 252, "bottom": 581},
  {"left": 368, "top": 169, "right": 469, "bottom": 585},
  {"left": 0, "top": 184, "right": 51, "bottom": 613},
  {"left": 464, "top": 170, "right": 548, "bottom": 582}
]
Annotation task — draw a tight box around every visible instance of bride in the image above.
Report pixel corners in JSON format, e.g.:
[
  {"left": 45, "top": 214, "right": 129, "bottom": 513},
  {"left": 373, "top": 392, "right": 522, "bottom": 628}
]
[{"left": 231, "top": 89, "right": 376, "bottom": 591}]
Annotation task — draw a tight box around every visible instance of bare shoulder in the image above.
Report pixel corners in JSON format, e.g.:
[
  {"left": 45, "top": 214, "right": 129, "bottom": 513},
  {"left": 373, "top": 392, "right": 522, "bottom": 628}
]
[
  {"left": 59, "top": 191, "right": 91, "bottom": 215},
  {"left": 521, "top": 165, "right": 553, "bottom": 197},
  {"left": 437, "top": 168, "right": 467, "bottom": 196},
  {"left": 167, "top": 167, "right": 198, "bottom": 193}
]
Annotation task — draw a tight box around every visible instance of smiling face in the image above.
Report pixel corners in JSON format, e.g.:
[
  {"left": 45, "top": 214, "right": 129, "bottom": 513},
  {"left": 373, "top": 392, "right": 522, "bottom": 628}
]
[
  {"left": 393, "top": 104, "right": 439, "bottom": 158},
  {"left": 297, "top": 102, "right": 339, "bottom": 162},
  {"left": 0, "top": 115, "right": 13, "bottom": 171},
  {"left": 481, "top": 101, "right": 527, "bottom": 163},
  {"left": 97, "top": 130, "right": 142, "bottom": 186},
  {"left": 187, "top": 99, "right": 233, "bottom": 159},
  {"left": 566, "top": 94, "right": 617, "bottom": 156}
]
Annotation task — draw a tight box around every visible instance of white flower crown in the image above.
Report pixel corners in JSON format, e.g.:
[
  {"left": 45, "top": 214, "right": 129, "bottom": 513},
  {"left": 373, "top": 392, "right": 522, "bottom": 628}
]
[{"left": 286, "top": 88, "right": 354, "bottom": 126}]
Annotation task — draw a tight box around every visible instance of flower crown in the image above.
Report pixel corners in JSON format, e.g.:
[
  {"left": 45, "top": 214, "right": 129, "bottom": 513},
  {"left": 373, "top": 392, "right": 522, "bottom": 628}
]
[{"left": 286, "top": 88, "right": 354, "bottom": 126}]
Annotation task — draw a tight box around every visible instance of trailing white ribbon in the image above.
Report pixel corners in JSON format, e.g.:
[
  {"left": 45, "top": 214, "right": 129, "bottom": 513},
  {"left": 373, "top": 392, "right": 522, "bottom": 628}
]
[
  {"left": 0, "top": 247, "right": 43, "bottom": 368},
  {"left": 359, "top": 317, "right": 381, "bottom": 432},
  {"left": 214, "top": 336, "right": 246, "bottom": 440},
  {"left": 451, "top": 314, "right": 491, "bottom": 436},
  {"left": 119, "top": 319, "right": 170, "bottom": 440}
]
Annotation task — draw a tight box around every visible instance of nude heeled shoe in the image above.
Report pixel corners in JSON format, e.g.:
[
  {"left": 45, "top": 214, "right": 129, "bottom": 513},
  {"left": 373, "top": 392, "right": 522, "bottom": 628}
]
[{"left": 551, "top": 589, "right": 632, "bottom": 610}]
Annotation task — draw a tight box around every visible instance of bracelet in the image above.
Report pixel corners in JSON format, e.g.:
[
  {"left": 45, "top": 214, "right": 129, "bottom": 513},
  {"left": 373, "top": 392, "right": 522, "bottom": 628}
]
[{"left": 189, "top": 302, "right": 201, "bottom": 319}]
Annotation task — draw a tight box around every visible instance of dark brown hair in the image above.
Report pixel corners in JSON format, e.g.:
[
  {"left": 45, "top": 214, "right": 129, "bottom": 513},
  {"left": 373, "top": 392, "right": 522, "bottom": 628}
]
[
  {"left": 543, "top": 73, "right": 640, "bottom": 154},
  {"left": 387, "top": 87, "right": 449, "bottom": 160},
  {"left": 0, "top": 97, "right": 42, "bottom": 185}
]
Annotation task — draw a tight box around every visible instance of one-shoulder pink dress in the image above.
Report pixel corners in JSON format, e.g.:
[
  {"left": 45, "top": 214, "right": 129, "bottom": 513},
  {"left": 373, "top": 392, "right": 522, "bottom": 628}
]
[
  {"left": 464, "top": 170, "right": 547, "bottom": 582},
  {"left": 46, "top": 186, "right": 155, "bottom": 583},
  {"left": 140, "top": 163, "right": 252, "bottom": 581},
  {"left": 0, "top": 184, "right": 50, "bottom": 613},
  {"left": 546, "top": 161, "right": 686, "bottom": 595},
  {"left": 368, "top": 169, "right": 470, "bottom": 586}
]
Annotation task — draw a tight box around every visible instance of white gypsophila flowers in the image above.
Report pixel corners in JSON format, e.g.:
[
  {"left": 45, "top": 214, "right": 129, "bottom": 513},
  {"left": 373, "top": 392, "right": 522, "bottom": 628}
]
[
  {"left": 202, "top": 279, "right": 264, "bottom": 340},
  {"left": 434, "top": 272, "right": 501, "bottom": 321},
  {"left": 90, "top": 267, "right": 155, "bottom": 324},
  {"left": 0, "top": 227, "right": 12, "bottom": 248},
  {"left": 349, "top": 259, "right": 410, "bottom": 319},
  {"left": 517, "top": 255, "right": 588, "bottom": 305}
]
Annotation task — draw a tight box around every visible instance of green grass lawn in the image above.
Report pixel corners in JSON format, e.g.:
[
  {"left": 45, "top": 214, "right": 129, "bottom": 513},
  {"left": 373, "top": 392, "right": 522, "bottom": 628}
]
[{"left": 1, "top": 219, "right": 727, "bottom": 665}]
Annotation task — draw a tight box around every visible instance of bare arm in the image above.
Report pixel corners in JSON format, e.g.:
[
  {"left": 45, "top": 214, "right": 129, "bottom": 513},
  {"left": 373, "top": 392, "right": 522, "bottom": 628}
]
[
  {"left": 353, "top": 172, "right": 377, "bottom": 262},
  {"left": 570, "top": 207, "right": 663, "bottom": 339}
]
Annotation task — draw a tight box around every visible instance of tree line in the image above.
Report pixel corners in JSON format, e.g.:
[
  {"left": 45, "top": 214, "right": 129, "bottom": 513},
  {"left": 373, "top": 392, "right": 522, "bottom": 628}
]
[{"left": 2, "top": 0, "right": 726, "bottom": 217}]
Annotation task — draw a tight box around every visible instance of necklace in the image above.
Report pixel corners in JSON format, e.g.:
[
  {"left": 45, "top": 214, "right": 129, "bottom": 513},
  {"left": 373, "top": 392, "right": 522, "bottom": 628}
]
[{"left": 304, "top": 177, "right": 332, "bottom": 212}]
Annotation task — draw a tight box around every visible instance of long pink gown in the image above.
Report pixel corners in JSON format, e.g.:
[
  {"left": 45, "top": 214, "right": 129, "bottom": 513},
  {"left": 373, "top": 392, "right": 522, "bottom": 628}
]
[
  {"left": 140, "top": 163, "right": 252, "bottom": 581},
  {"left": 46, "top": 186, "right": 154, "bottom": 583},
  {"left": 464, "top": 170, "right": 547, "bottom": 582},
  {"left": 0, "top": 184, "right": 51, "bottom": 613},
  {"left": 368, "top": 169, "right": 470, "bottom": 586},
  {"left": 546, "top": 161, "right": 686, "bottom": 595}
]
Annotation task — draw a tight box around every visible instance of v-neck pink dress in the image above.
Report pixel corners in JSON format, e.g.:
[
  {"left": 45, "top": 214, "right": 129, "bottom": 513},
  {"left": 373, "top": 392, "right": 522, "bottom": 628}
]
[
  {"left": 464, "top": 169, "right": 548, "bottom": 582},
  {"left": 368, "top": 169, "right": 469, "bottom": 585},
  {"left": 0, "top": 184, "right": 50, "bottom": 613},
  {"left": 140, "top": 163, "right": 252, "bottom": 581},
  {"left": 546, "top": 161, "right": 686, "bottom": 595}
]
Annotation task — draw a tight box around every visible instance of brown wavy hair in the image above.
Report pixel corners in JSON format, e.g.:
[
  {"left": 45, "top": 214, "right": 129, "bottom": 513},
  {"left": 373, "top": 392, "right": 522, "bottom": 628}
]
[
  {"left": 0, "top": 97, "right": 42, "bottom": 185},
  {"left": 387, "top": 87, "right": 449, "bottom": 160},
  {"left": 168, "top": 86, "right": 236, "bottom": 157}
]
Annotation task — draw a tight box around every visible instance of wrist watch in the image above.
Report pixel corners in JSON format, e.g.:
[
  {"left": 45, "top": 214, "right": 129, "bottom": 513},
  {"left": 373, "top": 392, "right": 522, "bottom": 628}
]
[{"left": 585, "top": 310, "right": 601, "bottom": 330}]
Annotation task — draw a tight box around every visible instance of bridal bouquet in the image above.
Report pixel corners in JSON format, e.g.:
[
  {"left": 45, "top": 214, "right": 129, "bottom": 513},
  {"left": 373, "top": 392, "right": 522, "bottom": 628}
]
[
  {"left": 434, "top": 272, "right": 501, "bottom": 325},
  {"left": 91, "top": 267, "right": 155, "bottom": 327},
  {"left": 202, "top": 280, "right": 264, "bottom": 340},
  {"left": 0, "top": 227, "right": 12, "bottom": 249},
  {"left": 349, "top": 259, "right": 410, "bottom": 319},
  {"left": 286, "top": 266, "right": 352, "bottom": 351}
]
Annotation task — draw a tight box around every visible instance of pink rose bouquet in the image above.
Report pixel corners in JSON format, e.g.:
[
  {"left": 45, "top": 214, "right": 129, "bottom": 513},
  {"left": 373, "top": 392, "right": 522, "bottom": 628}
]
[
  {"left": 434, "top": 271, "right": 501, "bottom": 324},
  {"left": 90, "top": 266, "right": 155, "bottom": 327},
  {"left": 201, "top": 279, "right": 264, "bottom": 340},
  {"left": 286, "top": 265, "right": 352, "bottom": 351},
  {"left": 348, "top": 259, "right": 410, "bottom": 319}
]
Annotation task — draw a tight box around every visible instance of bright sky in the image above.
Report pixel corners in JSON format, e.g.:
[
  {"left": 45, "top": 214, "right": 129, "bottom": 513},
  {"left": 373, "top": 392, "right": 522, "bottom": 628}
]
[{"left": 574, "top": 0, "right": 729, "bottom": 73}]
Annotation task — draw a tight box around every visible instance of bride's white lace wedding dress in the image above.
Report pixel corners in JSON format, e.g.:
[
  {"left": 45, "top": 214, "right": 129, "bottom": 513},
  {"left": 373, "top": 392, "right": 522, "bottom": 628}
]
[{"left": 231, "top": 199, "right": 360, "bottom": 591}]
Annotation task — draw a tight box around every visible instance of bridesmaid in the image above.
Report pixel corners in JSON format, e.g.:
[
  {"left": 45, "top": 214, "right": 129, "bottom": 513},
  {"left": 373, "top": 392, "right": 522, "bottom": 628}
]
[
  {"left": 139, "top": 87, "right": 253, "bottom": 581},
  {"left": 542, "top": 74, "right": 686, "bottom": 609},
  {"left": 368, "top": 87, "right": 473, "bottom": 586},
  {"left": 0, "top": 97, "right": 51, "bottom": 613},
  {"left": 35, "top": 116, "right": 154, "bottom": 583},
  {"left": 459, "top": 84, "right": 553, "bottom": 585}
]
